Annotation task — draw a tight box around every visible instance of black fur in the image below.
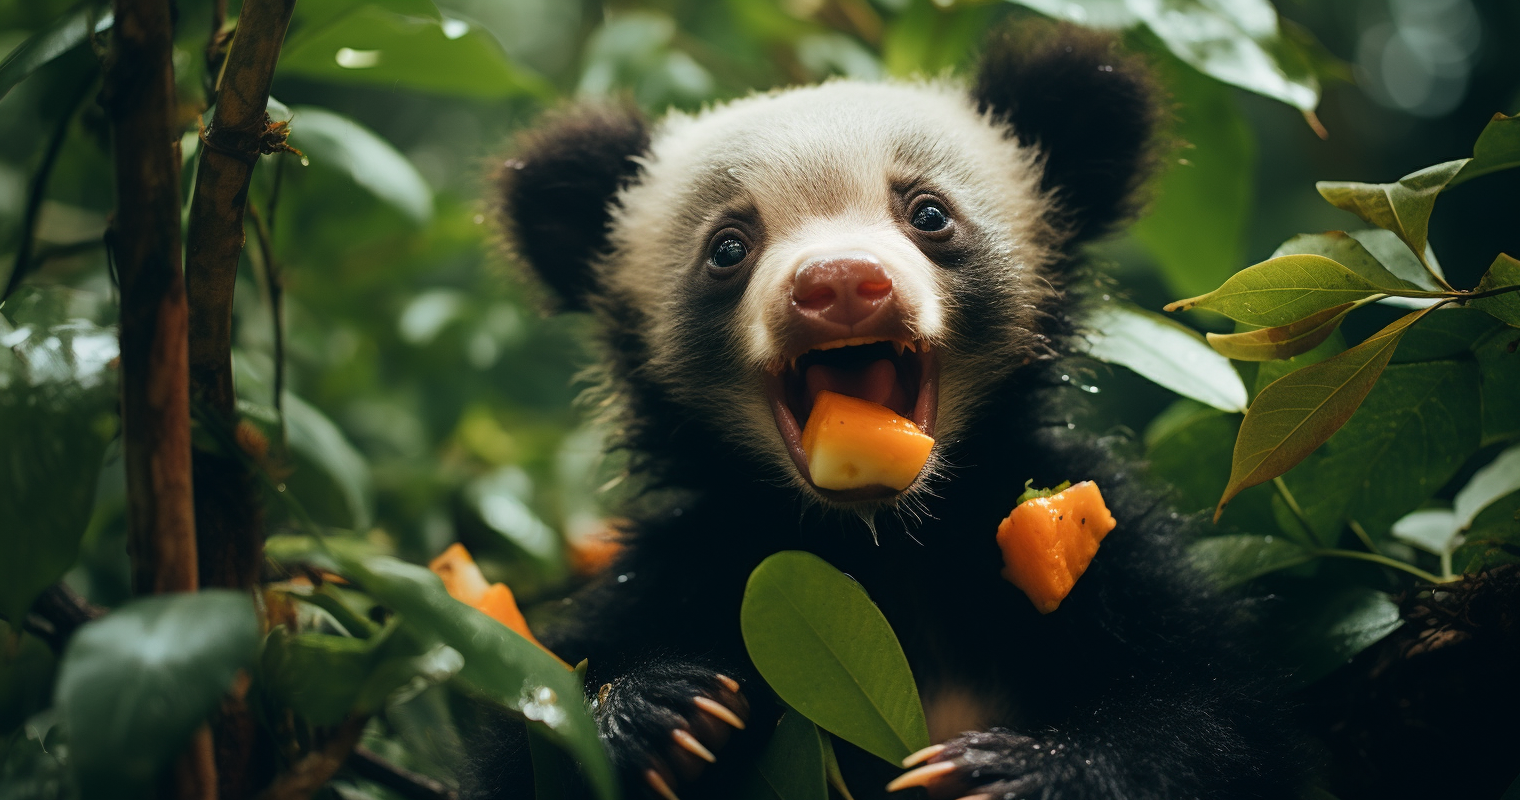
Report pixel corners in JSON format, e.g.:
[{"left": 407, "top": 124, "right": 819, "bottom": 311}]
[
  {"left": 494, "top": 102, "right": 650, "bottom": 311},
  {"left": 471, "top": 25, "right": 1301, "bottom": 800},
  {"left": 974, "top": 24, "right": 1161, "bottom": 247}
]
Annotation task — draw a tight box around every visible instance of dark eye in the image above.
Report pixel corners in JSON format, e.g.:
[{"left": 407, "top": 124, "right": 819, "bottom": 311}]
[
  {"left": 710, "top": 236, "right": 748, "bottom": 270},
  {"left": 911, "top": 202, "right": 949, "bottom": 232}
]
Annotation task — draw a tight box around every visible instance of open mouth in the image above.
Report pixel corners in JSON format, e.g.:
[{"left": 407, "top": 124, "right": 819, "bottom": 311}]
[{"left": 764, "top": 337, "right": 940, "bottom": 502}]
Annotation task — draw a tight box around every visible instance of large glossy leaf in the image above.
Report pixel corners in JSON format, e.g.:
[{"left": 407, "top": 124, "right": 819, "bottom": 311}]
[
  {"left": 1128, "top": 0, "right": 1320, "bottom": 111},
  {"left": 0, "top": 297, "right": 118, "bottom": 623},
  {"left": 1271, "top": 586, "right": 1402, "bottom": 687},
  {"left": 0, "top": 6, "right": 106, "bottom": 101},
  {"left": 1453, "top": 490, "right": 1520, "bottom": 573},
  {"left": 1215, "top": 305, "right": 1437, "bottom": 520},
  {"left": 1451, "top": 112, "right": 1520, "bottom": 186},
  {"left": 1131, "top": 54, "right": 1255, "bottom": 298},
  {"left": 1471, "top": 254, "right": 1520, "bottom": 327},
  {"left": 283, "top": 391, "right": 375, "bottom": 532},
  {"left": 1007, "top": 0, "right": 1139, "bottom": 28},
  {"left": 285, "top": 0, "right": 441, "bottom": 48},
  {"left": 1165, "top": 255, "right": 1399, "bottom": 326},
  {"left": 1189, "top": 534, "right": 1313, "bottom": 587},
  {"left": 1391, "top": 307, "right": 1504, "bottom": 363},
  {"left": 1276, "top": 360, "right": 1481, "bottom": 542},
  {"left": 1271, "top": 231, "right": 1422, "bottom": 293},
  {"left": 325, "top": 548, "right": 617, "bottom": 800},
  {"left": 1206, "top": 302, "right": 1354, "bottom": 361},
  {"left": 1083, "top": 302, "right": 1247, "bottom": 412},
  {"left": 285, "top": 106, "right": 433, "bottom": 226},
  {"left": 735, "top": 710, "right": 829, "bottom": 800},
  {"left": 55, "top": 591, "right": 260, "bottom": 797},
  {"left": 1143, "top": 400, "right": 1277, "bottom": 535},
  {"left": 1454, "top": 444, "right": 1520, "bottom": 532},
  {"left": 741, "top": 551, "right": 929, "bottom": 765},
  {"left": 279, "top": 7, "right": 551, "bottom": 100},
  {"left": 1346, "top": 229, "right": 1446, "bottom": 293},
  {"left": 1390, "top": 509, "right": 1460, "bottom": 557},
  {"left": 1316, "top": 160, "right": 1467, "bottom": 276}
]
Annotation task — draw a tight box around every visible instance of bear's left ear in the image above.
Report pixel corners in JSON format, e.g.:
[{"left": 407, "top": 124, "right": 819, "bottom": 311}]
[
  {"left": 494, "top": 101, "right": 650, "bottom": 312},
  {"left": 972, "top": 24, "right": 1161, "bottom": 246}
]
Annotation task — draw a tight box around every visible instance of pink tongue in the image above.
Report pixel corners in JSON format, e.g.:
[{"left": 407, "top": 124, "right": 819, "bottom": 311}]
[{"left": 805, "top": 359, "right": 909, "bottom": 416}]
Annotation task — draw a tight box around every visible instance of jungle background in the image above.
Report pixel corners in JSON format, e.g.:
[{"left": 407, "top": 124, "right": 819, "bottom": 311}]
[{"left": 2, "top": 0, "right": 1518, "bottom": 798}]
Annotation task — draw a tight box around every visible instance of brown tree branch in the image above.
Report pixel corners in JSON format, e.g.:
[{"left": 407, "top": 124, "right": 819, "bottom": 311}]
[
  {"left": 185, "top": 0, "right": 297, "bottom": 593},
  {"left": 104, "top": 0, "right": 198, "bottom": 599},
  {"left": 347, "top": 747, "right": 458, "bottom": 800},
  {"left": 103, "top": 1, "right": 211, "bottom": 797},
  {"left": 254, "top": 716, "right": 370, "bottom": 800},
  {"left": 183, "top": 5, "right": 297, "bottom": 797}
]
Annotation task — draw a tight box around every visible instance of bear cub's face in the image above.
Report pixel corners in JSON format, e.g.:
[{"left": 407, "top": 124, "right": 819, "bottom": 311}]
[
  {"left": 497, "top": 30, "right": 1155, "bottom": 508},
  {"left": 606, "top": 82, "right": 1058, "bottom": 504}
]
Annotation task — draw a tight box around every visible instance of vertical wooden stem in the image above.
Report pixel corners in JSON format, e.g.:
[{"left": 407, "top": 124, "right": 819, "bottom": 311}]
[
  {"left": 104, "top": 0, "right": 214, "bottom": 797},
  {"left": 183, "top": 2, "right": 297, "bottom": 797},
  {"left": 105, "top": 0, "right": 197, "bottom": 600}
]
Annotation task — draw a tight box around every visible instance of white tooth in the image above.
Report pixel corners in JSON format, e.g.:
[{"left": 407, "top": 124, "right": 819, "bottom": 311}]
[
  {"left": 893, "top": 341, "right": 906, "bottom": 356},
  {"left": 905, "top": 341, "right": 918, "bottom": 353}
]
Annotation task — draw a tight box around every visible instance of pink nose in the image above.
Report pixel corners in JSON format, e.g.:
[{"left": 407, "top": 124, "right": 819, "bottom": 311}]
[{"left": 791, "top": 258, "right": 894, "bottom": 328}]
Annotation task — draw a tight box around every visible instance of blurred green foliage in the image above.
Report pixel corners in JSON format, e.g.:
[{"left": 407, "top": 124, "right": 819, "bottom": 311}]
[{"left": 2, "top": 0, "right": 1519, "bottom": 797}]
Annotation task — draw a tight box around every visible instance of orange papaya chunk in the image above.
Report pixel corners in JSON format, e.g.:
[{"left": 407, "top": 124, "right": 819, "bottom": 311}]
[
  {"left": 800, "top": 390, "right": 934, "bottom": 491},
  {"left": 996, "top": 481, "right": 1117, "bottom": 614},
  {"left": 428, "top": 543, "right": 571, "bottom": 669},
  {"left": 428, "top": 542, "right": 491, "bottom": 606}
]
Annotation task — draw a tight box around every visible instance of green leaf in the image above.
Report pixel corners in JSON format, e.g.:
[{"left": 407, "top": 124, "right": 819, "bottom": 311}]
[
  {"left": 1205, "top": 302, "right": 1354, "bottom": 362},
  {"left": 1391, "top": 307, "right": 1503, "bottom": 363},
  {"left": 1454, "top": 444, "right": 1520, "bottom": 532},
  {"left": 1453, "top": 489, "right": 1520, "bottom": 573},
  {"left": 55, "top": 591, "right": 260, "bottom": 797},
  {"left": 1346, "top": 229, "right": 1446, "bottom": 293},
  {"left": 279, "top": 7, "right": 552, "bottom": 100},
  {"left": 1165, "top": 255, "right": 1393, "bottom": 327},
  {"left": 735, "top": 710, "right": 829, "bottom": 800},
  {"left": 1, "top": 626, "right": 56, "bottom": 734},
  {"left": 1129, "top": 0, "right": 1320, "bottom": 111},
  {"left": 0, "top": 300, "right": 118, "bottom": 623},
  {"left": 1451, "top": 112, "right": 1520, "bottom": 186},
  {"left": 1015, "top": 479, "right": 1071, "bottom": 505},
  {"left": 1271, "top": 231, "right": 1423, "bottom": 293},
  {"left": 1470, "top": 254, "right": 1520, "bottom": 327},
  {"left": 1215, "top": 305, "right": 1438, "bottom": 520},
  {"left": 325, "top": 548, "right": 617, "bottom": 800},
  {"left": 1316, "top": 159, "right": 1467, "bottom": 276},
  {"left": 283, "top": 392, "right": 375, "bottom": 532},
  {"left": 0, "top": 6, "right": 104, "bottom": 101},
  {"left": 259, "top": 621, "right": 462, "bottom": 726},
  {"left": 1006, "top": 0, "right": 1139, "bottom": 29},
  {"left": 1389, "top": 509, "right": 1459, "bottom": 556},
  {"left": 1083, "top": 302, "right": 1247, "bottom": 412},
  {"left": 286, "top": 0, "right": 441, "bottom": 47},
  {"left": 1272, "top": 586, "right": 1401, "bottom": 687},
  {"left": 285, "top": 106, "right": 434, "bottom": 226},
  {"left": 1476, "top": 325, "right": 1520, "bottom": 445},
  {"left": 1276, "top": 360, "right": 1482, "bottom": 542},
  {"left": 741, "top": 551, "right": 929, "bottom": 765},
  {"left": 1131, "top": 52, "right": 1255, "bottom": 298},
  {"left": 1189, "top": 534, "right": 1313, "bottom": 587}
]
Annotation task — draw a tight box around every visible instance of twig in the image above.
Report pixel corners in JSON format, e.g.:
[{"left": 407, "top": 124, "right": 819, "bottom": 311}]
[
  {"left": 23, "top": 583, "right": 103, "bottom": 654},
  {"left": 347, "top": 747, "right": 457, "bottom": 800},
  {"left": 254, "top": 716, "right": 370, "bottom": 800},
  {"left": 3, "top": 71, "right": 96, "bottom": 301}
]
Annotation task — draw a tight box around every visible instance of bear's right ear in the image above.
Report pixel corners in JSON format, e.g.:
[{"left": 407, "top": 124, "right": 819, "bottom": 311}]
[{"left": 494, "top": 102, "right": 649, "bottom": 312}]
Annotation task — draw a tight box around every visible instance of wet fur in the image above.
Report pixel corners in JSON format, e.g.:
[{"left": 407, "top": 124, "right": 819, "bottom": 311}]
[{"left": 473, "top": 22, "right": 1302, "bottom": 800}]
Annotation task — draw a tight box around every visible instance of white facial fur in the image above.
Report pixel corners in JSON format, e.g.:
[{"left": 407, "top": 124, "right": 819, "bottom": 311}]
[{"left": 597, "top": 79, "right": 1063, "bottom": 500}]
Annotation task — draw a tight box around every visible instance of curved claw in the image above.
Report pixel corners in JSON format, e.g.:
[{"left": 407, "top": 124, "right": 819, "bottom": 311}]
[
  {"left": 886, "top": 761, "right": 958, "bottom": 792},
  {"left": 902, "top": 743, "right": 947, "bottom": 768},
  {"left": 645, "top": 769, "right": 680, "bottom": 800},
  {"left": 671, "top": 729, "right": 716, "bottom": 763},
  {"left": 693, "top": 696, "right": 746, "bottom": 729}
]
